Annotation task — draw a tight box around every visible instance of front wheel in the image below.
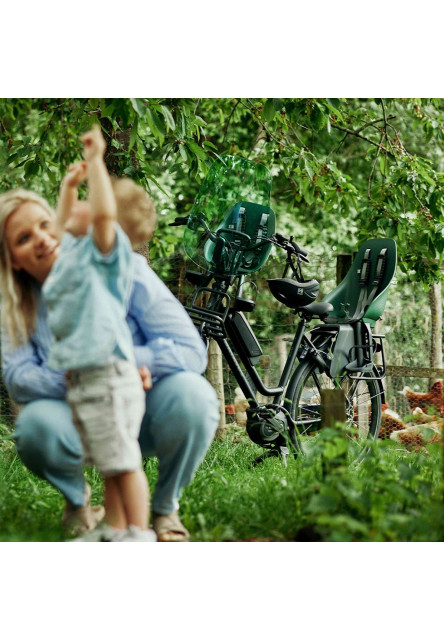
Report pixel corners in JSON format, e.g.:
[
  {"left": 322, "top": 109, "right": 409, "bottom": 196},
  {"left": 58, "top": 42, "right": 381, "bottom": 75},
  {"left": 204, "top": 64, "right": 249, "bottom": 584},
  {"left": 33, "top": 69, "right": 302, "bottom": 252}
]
[{"left": 286, "top": 360, "right": 382, "bottom": 461}]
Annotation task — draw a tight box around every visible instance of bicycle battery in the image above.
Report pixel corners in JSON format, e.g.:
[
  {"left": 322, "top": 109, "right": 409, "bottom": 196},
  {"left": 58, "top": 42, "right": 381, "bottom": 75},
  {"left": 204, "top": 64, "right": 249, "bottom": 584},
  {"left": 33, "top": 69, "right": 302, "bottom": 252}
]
[{"left": 227, "top": 311, "right": 263, "bottom": 365}]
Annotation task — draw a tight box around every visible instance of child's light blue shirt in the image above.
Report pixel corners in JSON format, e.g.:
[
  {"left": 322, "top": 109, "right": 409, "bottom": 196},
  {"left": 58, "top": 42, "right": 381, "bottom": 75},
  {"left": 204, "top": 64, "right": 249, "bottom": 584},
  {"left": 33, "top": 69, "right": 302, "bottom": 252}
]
[
  {"left": 1, "top": 253, "right": 209, "bottom": 405},
  {"left": 42, "top": 225, "right": 134, "bottom": 370}
]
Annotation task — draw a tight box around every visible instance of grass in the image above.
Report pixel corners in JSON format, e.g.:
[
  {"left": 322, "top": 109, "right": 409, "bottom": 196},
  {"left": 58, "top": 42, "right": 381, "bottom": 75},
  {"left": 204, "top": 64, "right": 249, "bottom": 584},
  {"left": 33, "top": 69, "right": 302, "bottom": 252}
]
[{"left": 1, "top": 422, "right": 443, "bottom": 542}]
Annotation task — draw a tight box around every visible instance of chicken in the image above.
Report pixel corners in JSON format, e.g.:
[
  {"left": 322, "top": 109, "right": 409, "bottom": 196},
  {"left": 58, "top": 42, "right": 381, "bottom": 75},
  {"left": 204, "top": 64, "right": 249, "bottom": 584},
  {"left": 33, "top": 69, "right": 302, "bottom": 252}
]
[
  {"left": 412, "top": 407, "right": 439, "bottom": 424},
  {"left": 390, "top": 422, "right": 442, "bottom": 451},
  {"left": 379, "top": 406, "right": 407, "bottom": 440},
  {"left": 379, "top": 396, "right": 444, "bottom": 451},
  {"left": 390, "top": 425, "right": 425, "bottom": 451},
  {"left": 234, "top": 387, "right": 249, "bottom": 427},
  {"left": 399, "top": 380, "right": 443, "bottom": 416}
]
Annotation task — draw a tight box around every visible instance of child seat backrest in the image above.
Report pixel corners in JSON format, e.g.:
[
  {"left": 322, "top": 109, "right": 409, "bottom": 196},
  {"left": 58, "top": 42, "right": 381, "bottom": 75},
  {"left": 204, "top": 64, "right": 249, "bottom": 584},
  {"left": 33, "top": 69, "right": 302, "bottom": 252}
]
[
  {"left": 322, "top": 238, "right": 397, "bottom": 327},
  {"left": 204, "top": 201, "right": 276, "bottom": 275}
]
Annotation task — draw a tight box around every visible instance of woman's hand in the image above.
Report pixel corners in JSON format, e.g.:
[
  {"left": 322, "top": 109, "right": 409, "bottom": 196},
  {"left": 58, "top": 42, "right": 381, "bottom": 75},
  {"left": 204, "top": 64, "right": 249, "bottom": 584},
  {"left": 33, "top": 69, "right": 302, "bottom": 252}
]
[
  {"left": 81, "top": 125, "right": 106, "bottom": 162},
  {"left": 138, "top": 365, "right": 152, "bottom": 390}
]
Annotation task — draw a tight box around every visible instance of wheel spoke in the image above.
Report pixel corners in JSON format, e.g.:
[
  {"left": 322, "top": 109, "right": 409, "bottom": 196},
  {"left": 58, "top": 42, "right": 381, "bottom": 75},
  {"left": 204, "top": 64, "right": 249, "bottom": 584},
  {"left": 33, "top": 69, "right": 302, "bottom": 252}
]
[{"left": 290, "top": 361, "right": 382, "bottom": 461}]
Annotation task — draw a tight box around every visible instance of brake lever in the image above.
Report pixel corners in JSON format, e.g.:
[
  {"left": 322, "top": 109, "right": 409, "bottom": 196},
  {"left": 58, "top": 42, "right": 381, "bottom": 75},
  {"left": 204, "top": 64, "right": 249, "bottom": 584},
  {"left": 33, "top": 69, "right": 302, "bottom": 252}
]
[{"left": 290, "top": 239, "right": 308, "bottom": 257}]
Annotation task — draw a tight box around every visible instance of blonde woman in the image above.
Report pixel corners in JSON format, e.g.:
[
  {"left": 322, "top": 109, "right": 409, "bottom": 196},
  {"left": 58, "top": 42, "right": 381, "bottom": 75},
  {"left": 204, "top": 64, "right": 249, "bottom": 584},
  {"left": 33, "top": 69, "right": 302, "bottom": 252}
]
[{"left": 0, "top": 171, "right": 219, "bottom": 541}]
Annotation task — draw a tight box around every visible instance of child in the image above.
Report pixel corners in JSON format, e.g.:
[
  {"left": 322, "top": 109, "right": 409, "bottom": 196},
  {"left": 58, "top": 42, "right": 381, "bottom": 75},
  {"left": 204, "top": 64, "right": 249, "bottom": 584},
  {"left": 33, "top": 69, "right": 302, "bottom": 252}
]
[{"left": 43, "top": 125, "right": 157, "bottom": 542}]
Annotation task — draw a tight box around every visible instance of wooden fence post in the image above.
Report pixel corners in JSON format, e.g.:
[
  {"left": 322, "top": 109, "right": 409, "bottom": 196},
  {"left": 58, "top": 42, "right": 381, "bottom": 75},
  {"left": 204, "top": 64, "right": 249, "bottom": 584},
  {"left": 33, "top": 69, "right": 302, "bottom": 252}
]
[
  {"left": 207, "top": 339, "right": 226, "bottom": 439},
  {"left": 320, "top": 388, "right": 346, "bottom": 427},
  {"left": 320, "top": 388, "right": 346, "bottom": 478},
  {"left": 429, "top": 282, "right": 443, "bottom": 376}
]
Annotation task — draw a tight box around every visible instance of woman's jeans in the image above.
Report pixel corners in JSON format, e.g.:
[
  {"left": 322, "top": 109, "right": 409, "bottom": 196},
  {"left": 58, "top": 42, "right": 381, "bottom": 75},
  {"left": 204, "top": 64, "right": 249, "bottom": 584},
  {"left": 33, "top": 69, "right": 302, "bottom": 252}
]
[{"left": 14, "top": 372, "right": 219, "bottom": 514}]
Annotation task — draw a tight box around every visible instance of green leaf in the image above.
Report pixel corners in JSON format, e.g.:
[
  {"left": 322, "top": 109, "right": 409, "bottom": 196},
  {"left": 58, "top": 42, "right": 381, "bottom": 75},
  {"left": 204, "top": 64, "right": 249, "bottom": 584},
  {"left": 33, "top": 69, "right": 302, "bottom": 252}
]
[
  {"left": 194, "top": 115, "right": 207, "bottom": 126},
  {"left": 307, "top": 492, "right": 339, "bottom": 513},
  {"left": 310, "top": 104, "right": 328, "bottom": 131},
  {"left": 145, "top": 173, "right": 171, "bottom": 197},
  {"left": 101, "top": 103, "right": 116, "bottom": 118},
  {"left": 160, "top": 105, "right": 175, "bottom": 131},
  {"left": 186, "top": 140, "right": 207, "bottom": 160},
  {"left": 129, "top": 119, "right": 139, "bottom": 151},
  {"left": 262, "top": 99, "right": 276, "bottom": 122},
  {"left": 178, "top": 144, "right": 188, "bottom": 162},
  {"left": 122, "top": 166, "right": 136, "bottom": 177},
  {"left": 130, "top": 98, "right": 146, "bottom": 118},
  {"left": 47, "top": 169, "right": 57, "bottom": 185},
  {"left": 24, "top": 159, "right": 40, "bottom": 177},
  {"left": 272, "top": 98, "right": 284, "bottom": 112},
  {"left": 178, "top": 112, "right": 188, "bottom": 138},
  {"left": 304, "top": 158, "right": 314, "bottom": 181},
  {"left": 429, "top": 188, "right": 442, "bottom": 214},
  {"left": 146, "top": 107, "right": 165, "bottom": 145}
]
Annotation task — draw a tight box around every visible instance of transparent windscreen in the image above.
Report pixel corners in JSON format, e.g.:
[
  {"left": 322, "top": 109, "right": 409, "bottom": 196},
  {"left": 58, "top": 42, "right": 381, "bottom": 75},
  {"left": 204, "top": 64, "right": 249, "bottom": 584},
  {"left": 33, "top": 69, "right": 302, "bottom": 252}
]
[{"left": 184, "top": 155, "right": 273, "bottom": 273}]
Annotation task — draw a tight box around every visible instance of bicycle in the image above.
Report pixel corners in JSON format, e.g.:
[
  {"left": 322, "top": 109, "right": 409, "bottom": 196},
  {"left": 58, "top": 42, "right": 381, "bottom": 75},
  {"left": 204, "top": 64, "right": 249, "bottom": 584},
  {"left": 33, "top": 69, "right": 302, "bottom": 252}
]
[{"left": 171, "top": 155, "right": 397, "bottom": 465}]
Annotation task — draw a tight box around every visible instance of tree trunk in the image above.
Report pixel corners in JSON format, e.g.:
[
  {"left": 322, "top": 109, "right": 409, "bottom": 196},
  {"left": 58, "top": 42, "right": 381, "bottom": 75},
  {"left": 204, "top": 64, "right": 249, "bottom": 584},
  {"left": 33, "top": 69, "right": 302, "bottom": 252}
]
[
  {"left": 336, "top": 254, "right": 353, "bottom": 285},
  {"left": 207, "top": 339, "right": 226, "bottom": 438},
  {"left": 135, "top": 243, "right": 150, "bottom": 265},
  {"left": 429, "top": 282, "right": 443, "bottom": 375}
]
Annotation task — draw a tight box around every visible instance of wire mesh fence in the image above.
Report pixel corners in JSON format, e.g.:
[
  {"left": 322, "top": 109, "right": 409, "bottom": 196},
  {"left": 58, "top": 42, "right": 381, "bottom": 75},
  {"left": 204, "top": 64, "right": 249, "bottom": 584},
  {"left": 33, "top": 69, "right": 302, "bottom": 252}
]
[{"left": 0, "top": 247, "right": 442, "bottom": 459}]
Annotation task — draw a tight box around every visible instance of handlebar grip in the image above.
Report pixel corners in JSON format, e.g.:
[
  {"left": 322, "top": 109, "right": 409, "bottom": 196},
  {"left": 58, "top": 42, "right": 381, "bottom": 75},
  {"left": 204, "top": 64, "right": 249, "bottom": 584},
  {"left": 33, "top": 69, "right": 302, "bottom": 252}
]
[{"left": 169, "top": 216, "right": 189, "bottom": 227}]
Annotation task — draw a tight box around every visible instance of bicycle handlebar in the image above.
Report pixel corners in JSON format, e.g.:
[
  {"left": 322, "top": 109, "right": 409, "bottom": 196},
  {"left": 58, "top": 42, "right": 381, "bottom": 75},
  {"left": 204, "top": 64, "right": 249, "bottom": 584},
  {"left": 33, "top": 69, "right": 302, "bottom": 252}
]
[
  {"left": 168, "top": 214, "right": 310, "bottom": 263},
  {"left": 272, "top": 233, "right": 309, "bottom": 262},
  {"left": 217, "top": 228, "right": 252, "bottom": 242}
]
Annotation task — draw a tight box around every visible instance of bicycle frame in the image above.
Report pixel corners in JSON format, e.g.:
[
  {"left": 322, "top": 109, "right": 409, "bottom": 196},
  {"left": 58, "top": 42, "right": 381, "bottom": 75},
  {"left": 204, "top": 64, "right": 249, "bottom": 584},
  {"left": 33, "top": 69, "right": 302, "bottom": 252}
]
[
  {"left": 187, "top": 269, "right": 387, "bottom": 411},
  {"left": 186, "top": 274, "right": 314, "bottom": 408}
]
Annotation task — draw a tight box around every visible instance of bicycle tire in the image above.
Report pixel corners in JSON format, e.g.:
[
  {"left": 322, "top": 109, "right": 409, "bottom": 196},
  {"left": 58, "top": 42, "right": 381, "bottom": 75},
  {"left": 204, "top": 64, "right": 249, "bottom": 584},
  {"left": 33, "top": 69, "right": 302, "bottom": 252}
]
[{"left": 286, "top": 359, "right": 382, "bottom": 461}]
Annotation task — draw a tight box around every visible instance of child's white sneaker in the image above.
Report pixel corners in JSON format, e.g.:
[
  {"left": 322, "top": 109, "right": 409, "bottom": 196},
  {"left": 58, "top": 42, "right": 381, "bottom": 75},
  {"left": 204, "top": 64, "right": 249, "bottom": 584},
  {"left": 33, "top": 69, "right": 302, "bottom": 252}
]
[
  {"left": 71, "top": 523, "right": 126, "bottom": 542},
  {"left": 118, "top": 525, "right": 157, "bottom": 542}
]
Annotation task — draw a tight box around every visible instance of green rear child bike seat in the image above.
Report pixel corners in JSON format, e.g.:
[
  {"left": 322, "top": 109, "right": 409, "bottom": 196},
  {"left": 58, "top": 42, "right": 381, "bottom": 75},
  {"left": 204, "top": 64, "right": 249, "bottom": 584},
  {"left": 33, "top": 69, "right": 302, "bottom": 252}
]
[{"left": 322, "top": 237, "right": 397, "bottom": 328}]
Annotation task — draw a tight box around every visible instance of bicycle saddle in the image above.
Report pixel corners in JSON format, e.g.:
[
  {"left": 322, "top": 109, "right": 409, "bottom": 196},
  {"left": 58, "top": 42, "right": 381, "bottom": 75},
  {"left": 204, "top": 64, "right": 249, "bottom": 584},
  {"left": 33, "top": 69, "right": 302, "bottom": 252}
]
[
  {"left": 300, "top": 302, "right": 334, "bottom": 318},
  {"left": 267, "top": 277, "right": 320, "bottom": 309}
]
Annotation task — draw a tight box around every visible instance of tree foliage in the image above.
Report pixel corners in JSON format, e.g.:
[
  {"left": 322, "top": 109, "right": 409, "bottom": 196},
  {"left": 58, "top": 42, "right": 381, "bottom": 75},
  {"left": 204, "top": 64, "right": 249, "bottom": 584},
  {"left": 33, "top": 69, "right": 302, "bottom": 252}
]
[{"left": 1, "top": 98, "right": 443, "bottom": 283}]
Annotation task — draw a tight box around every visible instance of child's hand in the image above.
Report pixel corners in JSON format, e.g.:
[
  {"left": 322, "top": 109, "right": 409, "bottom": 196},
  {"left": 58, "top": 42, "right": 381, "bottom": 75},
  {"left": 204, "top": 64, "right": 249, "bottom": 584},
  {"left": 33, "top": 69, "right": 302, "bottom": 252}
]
[
  {"left": 63, "top": 162, "right": 87, "bottom": 188},
  {"left": 81, "top": 125, "right": 106, "bottom": 162},
  {"left": 138, "top": 366, "right": 152, "bottom": 391}
]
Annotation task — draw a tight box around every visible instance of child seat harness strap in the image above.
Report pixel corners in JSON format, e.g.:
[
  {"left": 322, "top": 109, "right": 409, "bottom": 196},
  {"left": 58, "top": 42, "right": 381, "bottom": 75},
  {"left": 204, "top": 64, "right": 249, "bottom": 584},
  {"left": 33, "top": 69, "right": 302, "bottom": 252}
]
[{"left": 351, "top": 248, "right": 388, "bottom": 320}]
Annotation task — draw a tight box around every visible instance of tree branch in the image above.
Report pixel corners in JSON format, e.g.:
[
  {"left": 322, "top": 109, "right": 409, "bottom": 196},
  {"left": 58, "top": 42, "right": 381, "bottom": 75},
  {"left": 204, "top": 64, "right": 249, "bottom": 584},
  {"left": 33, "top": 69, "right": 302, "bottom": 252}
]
[
  {"left": 368, "top": 132, "right": 385, "bottom": 200},
  {"left": 355, "top": 114, "right": 396, "bottom": 134},
  {"left": 330, "top": 122, "right": 395, "bottom": 157},
  {"left": 240, "top": 99, "right": 302, "bottom": 155},
  {"left": 222, "top": 99, "right": 240, "bottom": 144}
]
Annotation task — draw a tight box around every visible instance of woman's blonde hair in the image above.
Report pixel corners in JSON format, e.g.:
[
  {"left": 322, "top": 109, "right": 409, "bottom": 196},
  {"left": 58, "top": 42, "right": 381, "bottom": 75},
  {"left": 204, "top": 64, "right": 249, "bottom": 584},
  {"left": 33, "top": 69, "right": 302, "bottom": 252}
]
[
  {"left": 0, "top": 189, "right": 55, "bottom": 346},
  {"left": 112, "top": 177, "right": 158, "bottom": 248}
]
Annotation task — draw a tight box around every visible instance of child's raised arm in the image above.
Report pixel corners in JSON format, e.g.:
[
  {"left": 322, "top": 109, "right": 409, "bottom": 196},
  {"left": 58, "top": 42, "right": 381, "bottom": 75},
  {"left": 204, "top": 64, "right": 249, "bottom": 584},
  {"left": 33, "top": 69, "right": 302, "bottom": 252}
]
[
  {"left": 56, "top": 162, "right": 87, "bottom": 239},
  {"left": 81, "top": 125, "right": 117, "bottom": 254}
]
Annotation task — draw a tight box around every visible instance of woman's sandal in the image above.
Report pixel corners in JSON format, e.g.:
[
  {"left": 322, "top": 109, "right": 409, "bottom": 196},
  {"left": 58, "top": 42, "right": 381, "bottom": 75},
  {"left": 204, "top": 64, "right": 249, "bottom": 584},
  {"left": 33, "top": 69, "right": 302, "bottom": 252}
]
[
  {"left": 153, "top": 511, "right": 190, "bottom": 542},
  {"left": 62, "top": 482, "right": 105, "bottom": 537}
]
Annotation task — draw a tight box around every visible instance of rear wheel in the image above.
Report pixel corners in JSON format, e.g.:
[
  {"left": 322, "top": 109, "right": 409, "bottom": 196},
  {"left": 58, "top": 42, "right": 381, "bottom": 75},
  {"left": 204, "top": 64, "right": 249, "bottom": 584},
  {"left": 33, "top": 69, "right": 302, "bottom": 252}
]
[{"left": 287, "top": 359, "right": 382, "bottom": 461}]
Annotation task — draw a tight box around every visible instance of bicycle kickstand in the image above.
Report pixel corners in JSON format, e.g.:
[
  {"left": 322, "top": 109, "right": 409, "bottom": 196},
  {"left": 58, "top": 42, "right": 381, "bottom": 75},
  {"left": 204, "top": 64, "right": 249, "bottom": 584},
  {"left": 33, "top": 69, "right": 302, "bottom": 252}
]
[{"left": 252, "top": 445, "right": 290, "bottom": 467}]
